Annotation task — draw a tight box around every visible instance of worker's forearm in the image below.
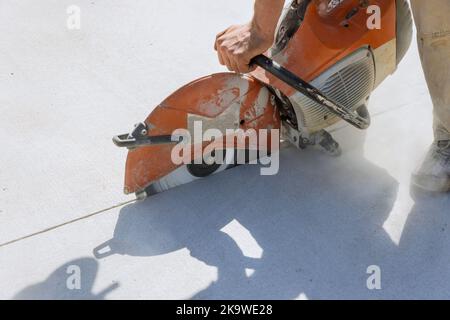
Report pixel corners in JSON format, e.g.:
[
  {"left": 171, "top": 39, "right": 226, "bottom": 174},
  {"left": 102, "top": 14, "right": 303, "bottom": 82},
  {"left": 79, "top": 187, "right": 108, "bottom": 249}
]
[{"left": 251, "top": 0, "right": 285, "bottom": 42}]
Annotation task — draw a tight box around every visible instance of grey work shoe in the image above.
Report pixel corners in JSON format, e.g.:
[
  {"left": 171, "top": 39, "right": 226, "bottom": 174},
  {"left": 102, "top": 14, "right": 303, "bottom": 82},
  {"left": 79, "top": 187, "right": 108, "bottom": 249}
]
[{"left": 412, "top": 140, "right": 450, "bottom": 193}]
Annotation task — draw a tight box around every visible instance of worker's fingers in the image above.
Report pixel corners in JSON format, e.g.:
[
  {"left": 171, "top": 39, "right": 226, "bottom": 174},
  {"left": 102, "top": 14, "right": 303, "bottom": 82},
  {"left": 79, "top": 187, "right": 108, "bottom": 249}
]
[
  {"left": 214, "top": 29, "right": 228, "bottom": 51},
  {"left": 222, "top": 53, "right": 234, "bottom": 72},
  {"left": 217, "top": 44, "right": 232, "bottom": 70},
  {"left": 217, "top": 48, "right": 225, "bottom": 66},
  {"left": 234, "top": 58, "right": 246, "bottom": 74},
  {"left": 230, "top": 59, "right": 241, "bottom": 74},
  {"left": 223, "top": 52, "right": 256, "bottom": 74},
  {"left": 238, "top": 64, "right": 250, "bottom": 74},
  {"left": 235, "top": 54, "right": 254, "bottom": 74},
  {"left": 217, "top": 29, "right": 228, "bottom": 39},
  {"left": 214, "top": 37, "right": 220, "bottom": 51},
  {"left": 216, "top": 42, "right": 236, "bottom": 72},
  {"left": 216, "top": 38, "right": 255, "bottom": 73},
  {"left": 222, "top": 49, "right": 242, "bottom": 73}
]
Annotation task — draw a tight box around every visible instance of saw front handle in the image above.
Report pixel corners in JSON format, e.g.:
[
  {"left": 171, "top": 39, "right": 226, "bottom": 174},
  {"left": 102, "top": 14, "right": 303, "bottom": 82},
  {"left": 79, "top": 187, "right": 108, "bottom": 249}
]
[{"left": 251, "top": 55, "right": 371, "bottom": 130}]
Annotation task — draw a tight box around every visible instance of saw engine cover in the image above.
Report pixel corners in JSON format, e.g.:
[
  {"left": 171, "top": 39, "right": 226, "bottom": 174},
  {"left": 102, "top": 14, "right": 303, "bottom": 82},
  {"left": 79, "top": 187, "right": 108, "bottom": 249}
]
[
  {"left": 252, "top": 0, "right": 412, "bottom": 132},
  {"left": 115, "top": 0, "right": 413, "bottom": 198}
]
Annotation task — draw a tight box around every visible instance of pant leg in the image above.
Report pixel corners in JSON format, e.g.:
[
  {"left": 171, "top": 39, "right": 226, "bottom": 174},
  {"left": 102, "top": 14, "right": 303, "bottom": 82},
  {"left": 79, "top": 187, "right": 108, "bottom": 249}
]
[{"left": 410, "top": 0, "right": 450, "bottom": 141}]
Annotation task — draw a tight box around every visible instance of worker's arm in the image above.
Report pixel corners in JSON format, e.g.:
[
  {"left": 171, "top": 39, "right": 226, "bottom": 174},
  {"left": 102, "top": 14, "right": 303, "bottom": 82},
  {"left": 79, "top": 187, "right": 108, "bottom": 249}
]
[{"left": 214, "top": 0, "right": 285, "bottom": 73}]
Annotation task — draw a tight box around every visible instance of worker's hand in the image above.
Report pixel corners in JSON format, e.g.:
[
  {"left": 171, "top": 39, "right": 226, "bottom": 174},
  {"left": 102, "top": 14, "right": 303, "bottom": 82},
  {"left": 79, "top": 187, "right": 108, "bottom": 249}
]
[{"left": 214, "top": 23, "right": 274, "bottom": 74}]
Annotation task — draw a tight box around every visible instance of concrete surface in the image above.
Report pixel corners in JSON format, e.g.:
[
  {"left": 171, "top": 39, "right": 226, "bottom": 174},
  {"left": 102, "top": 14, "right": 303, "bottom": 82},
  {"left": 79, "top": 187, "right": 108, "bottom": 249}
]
[{"left": 0, "top": 0, "right": 449, "bottom": 300}]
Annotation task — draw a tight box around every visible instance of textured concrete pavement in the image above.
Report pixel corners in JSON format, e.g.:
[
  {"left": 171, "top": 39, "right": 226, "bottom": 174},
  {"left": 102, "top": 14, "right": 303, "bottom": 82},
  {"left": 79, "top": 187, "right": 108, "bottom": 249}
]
[{"left": 1, "top": 0, "right": 449, "bottom": 299}]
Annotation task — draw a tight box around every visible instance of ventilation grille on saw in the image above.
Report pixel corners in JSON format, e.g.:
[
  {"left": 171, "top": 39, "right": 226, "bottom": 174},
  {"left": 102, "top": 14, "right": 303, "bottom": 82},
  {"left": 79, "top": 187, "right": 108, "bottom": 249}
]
[{"left": 292, "top": 50, "right": 375, "bottom": 131}]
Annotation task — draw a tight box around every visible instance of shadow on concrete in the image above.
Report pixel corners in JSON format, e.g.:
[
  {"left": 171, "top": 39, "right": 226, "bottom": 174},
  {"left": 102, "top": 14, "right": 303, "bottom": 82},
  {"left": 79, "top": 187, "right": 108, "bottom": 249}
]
[
  {"left": 13, "top": 258, "right": 118, "bottom": 300},
  {"left": 14, "top": 130, "right": 449, "bottom": 299},
  {"left": 383, "top": 188, "right": 450, "bottom": 299},
  {"left": 94, "top": 130, "right": 445, "bottom": 299}
]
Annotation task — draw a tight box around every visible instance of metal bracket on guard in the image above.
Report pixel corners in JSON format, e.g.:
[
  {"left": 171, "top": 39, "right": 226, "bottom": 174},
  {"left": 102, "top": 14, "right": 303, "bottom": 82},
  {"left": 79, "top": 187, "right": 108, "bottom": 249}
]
[
  {"left": 282, "top": 121, "right": 342, "bottom": 157},
  {"left": 113, "top": 122, "right": 179, "bottom": 149}
]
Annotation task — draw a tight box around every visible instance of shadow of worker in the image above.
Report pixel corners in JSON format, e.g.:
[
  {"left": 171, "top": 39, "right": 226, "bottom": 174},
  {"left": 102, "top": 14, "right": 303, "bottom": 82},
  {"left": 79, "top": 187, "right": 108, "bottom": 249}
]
[
  {"left": 13, "top": 258, "right": 118, "bottom": 300},
  {"left": 93, "top": 130, "right": 400, "bottom": 299}
]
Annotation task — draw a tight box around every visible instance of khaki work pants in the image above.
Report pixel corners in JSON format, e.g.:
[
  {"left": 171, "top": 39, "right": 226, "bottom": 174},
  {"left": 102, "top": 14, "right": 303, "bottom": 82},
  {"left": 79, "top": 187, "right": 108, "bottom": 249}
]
[{"left": 410, "top": 0, "right": 450, "bottom": 140}]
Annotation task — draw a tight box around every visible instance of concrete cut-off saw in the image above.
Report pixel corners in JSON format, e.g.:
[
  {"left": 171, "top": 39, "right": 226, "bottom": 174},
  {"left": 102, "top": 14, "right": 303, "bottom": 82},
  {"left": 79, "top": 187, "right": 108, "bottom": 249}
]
[{"left": 113, "top": 0, "right": 413, "bottom": 200}]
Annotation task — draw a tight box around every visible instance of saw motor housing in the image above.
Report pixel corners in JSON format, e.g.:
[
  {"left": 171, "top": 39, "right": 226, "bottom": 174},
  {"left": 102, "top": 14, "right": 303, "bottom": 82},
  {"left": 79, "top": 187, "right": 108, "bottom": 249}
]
[{"left": 253, "top": 0, "right": 412, "bottom": 135}]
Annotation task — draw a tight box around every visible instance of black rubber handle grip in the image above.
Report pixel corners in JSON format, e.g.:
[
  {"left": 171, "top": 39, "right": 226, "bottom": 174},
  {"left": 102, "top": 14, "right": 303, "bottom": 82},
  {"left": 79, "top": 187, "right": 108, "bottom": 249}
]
[{"left": 251, "top": 55, "right": 370, "bottom": 130}]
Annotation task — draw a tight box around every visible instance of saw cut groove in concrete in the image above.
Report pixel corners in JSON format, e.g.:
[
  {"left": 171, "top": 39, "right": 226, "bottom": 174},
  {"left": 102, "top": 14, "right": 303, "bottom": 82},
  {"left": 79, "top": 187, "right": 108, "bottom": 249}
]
[{"left": 0, "top": 200, "right": 136, "bottom": 249}]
